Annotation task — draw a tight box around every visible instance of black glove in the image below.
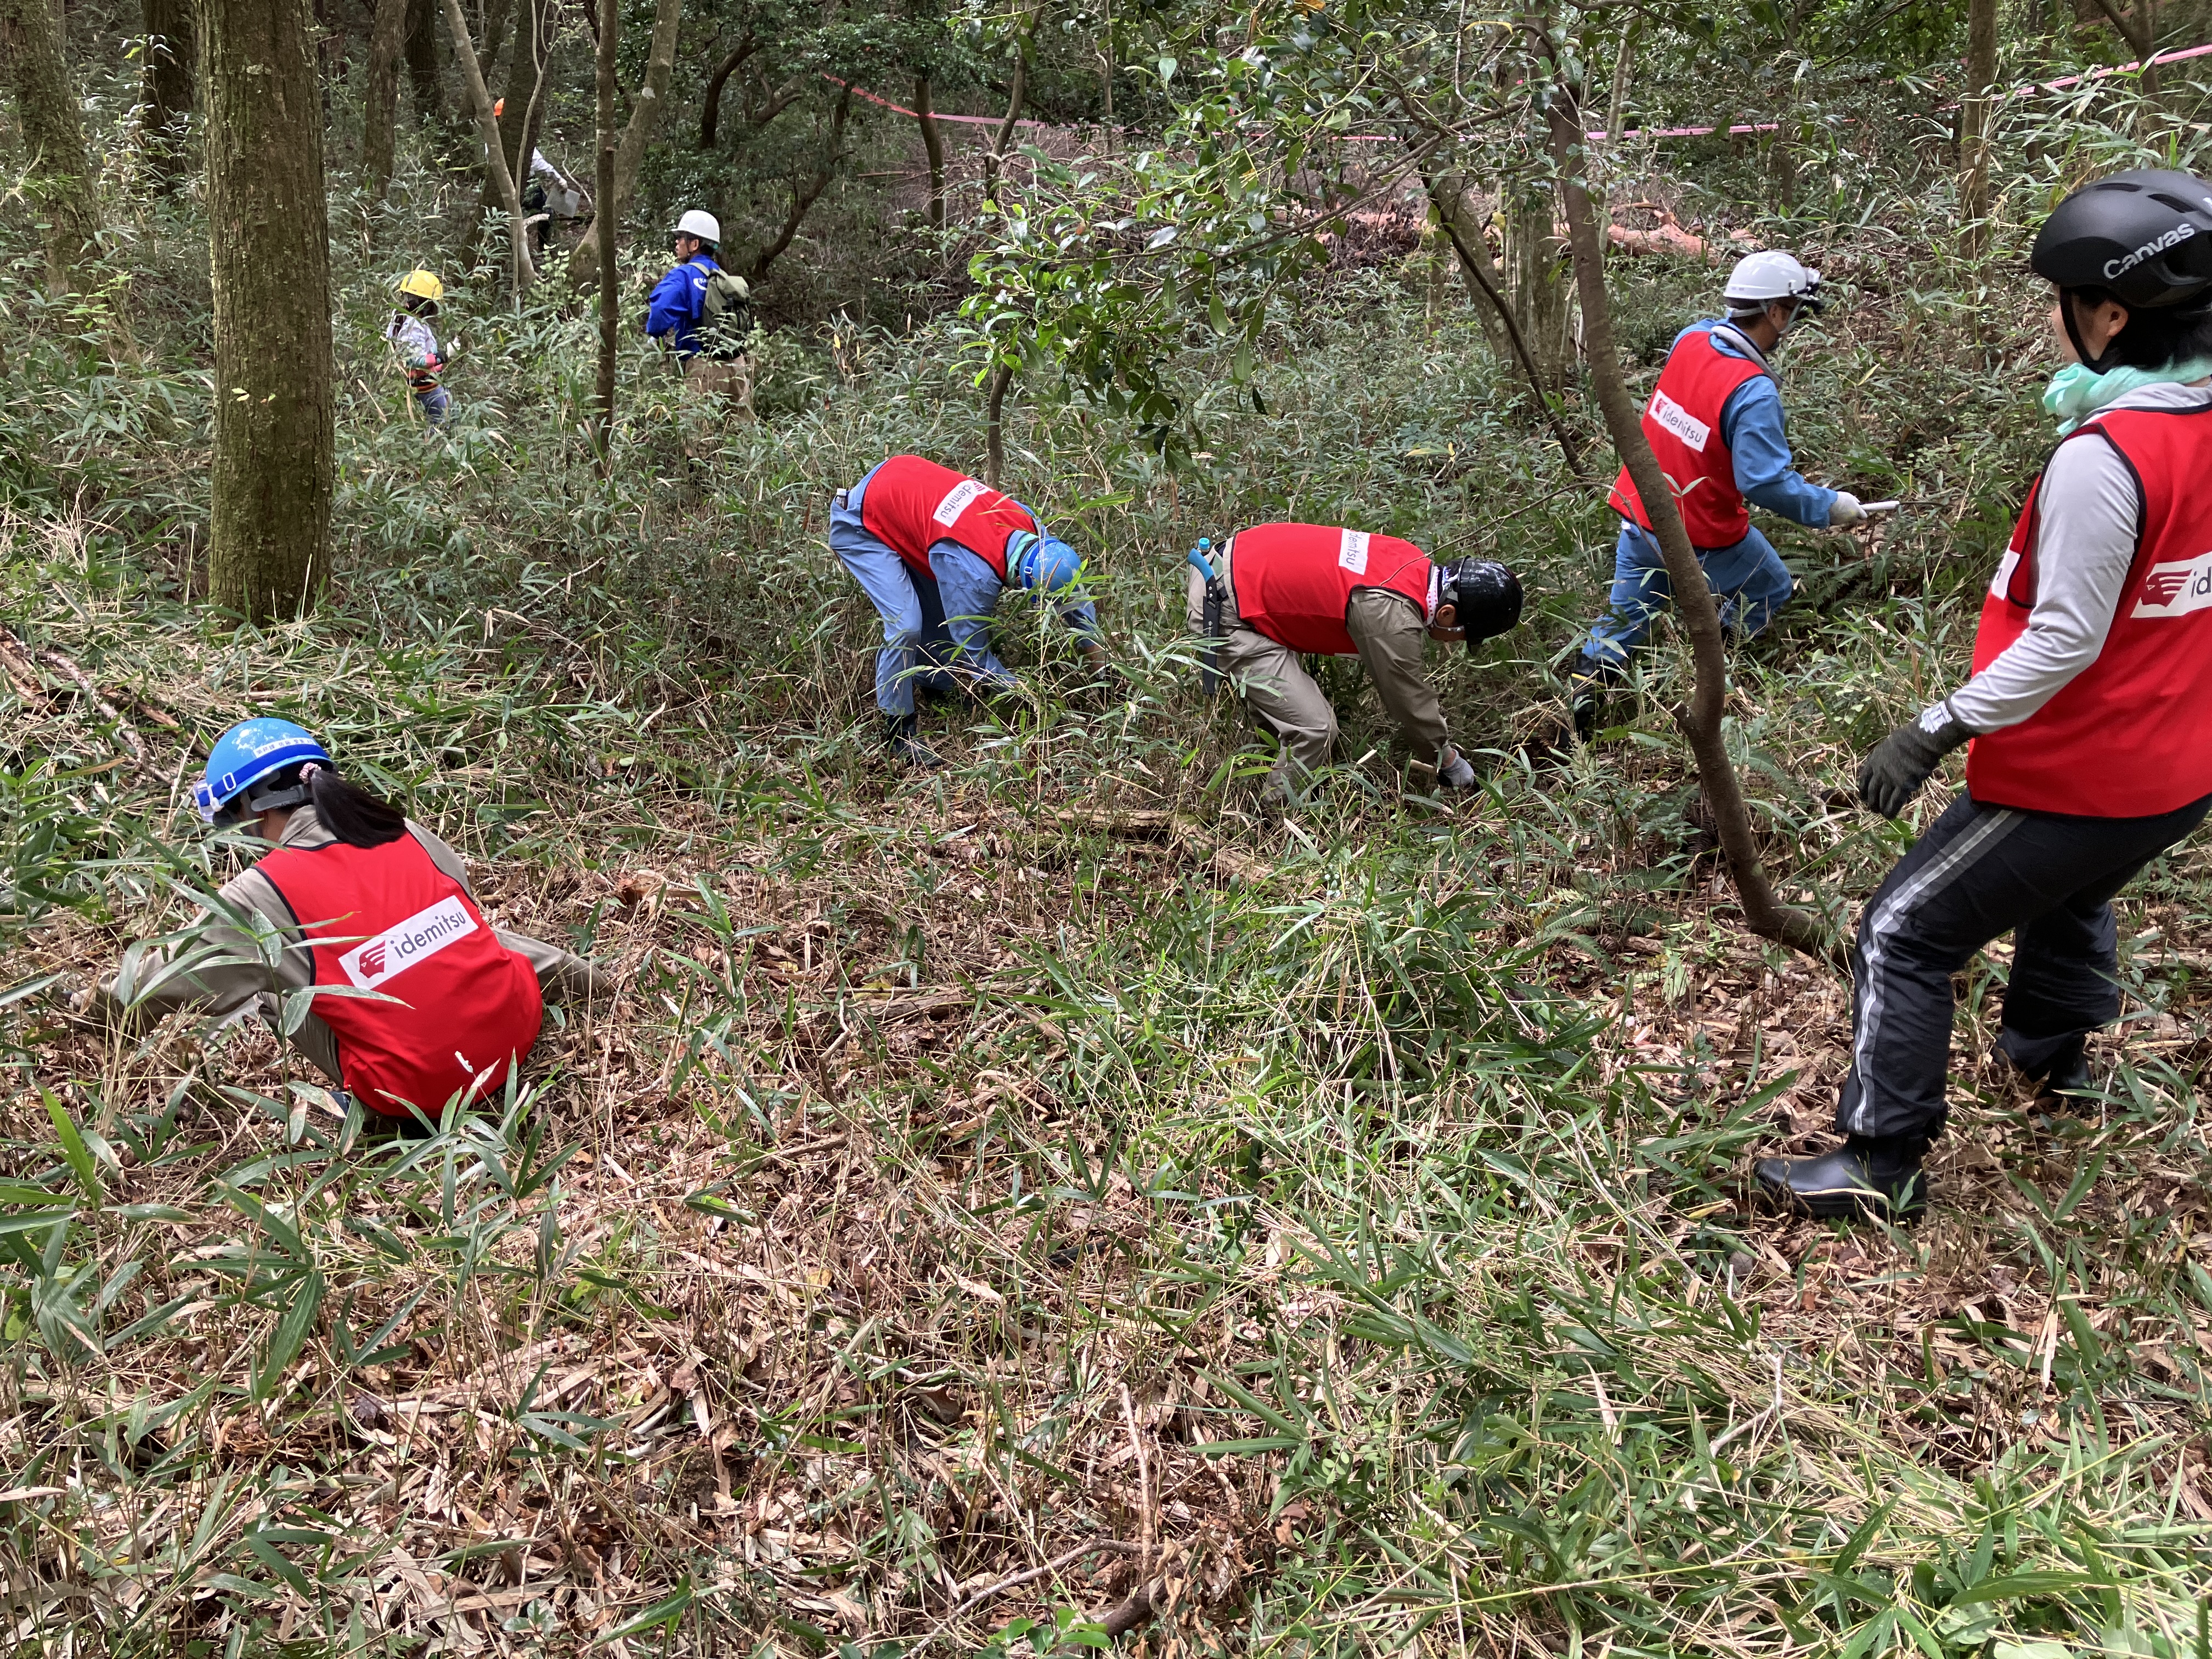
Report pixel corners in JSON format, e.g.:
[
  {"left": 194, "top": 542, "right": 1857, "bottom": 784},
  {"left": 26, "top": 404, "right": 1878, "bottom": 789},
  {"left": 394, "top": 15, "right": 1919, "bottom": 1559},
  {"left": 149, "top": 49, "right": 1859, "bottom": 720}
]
[{"left": 1858, "top": 706, "right": 1973, "bottom": 819}]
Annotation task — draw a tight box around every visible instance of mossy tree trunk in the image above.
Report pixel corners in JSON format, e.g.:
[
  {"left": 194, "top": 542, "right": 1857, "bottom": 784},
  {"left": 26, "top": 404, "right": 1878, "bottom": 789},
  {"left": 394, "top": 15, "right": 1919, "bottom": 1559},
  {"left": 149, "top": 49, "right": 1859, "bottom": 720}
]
[
  {"left": 361, "top": 0, "right": 410, "bottom": 219},
  {"left": 204, "top": 0, "right": 335, "bottom": 622},
  {"left": 0, "top": 0, "right": 100, "bottom": 295},
  {"left": 915, "top": 74, "right": 945, "bottom": 232},
  {"left": 142, "top": 0, "right": 196, "bottom": 186},
  {"left": 1960, "top": 0, "right": 1997, "bottom": 260}
]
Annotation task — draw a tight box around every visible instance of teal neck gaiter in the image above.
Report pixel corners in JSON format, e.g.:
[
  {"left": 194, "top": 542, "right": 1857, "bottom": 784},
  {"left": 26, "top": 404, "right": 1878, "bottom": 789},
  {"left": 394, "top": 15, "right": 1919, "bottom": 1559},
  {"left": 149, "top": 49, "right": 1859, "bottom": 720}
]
[{"left": 2044, "top": 358, "right": 2212, "bottom": 436}]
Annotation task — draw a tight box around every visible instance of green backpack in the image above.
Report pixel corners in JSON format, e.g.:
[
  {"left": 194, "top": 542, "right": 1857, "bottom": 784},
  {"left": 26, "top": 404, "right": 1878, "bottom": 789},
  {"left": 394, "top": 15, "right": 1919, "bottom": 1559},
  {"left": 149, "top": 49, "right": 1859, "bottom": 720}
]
[{"left": 701, "top": 268, "right": 752, "bottom": 358}]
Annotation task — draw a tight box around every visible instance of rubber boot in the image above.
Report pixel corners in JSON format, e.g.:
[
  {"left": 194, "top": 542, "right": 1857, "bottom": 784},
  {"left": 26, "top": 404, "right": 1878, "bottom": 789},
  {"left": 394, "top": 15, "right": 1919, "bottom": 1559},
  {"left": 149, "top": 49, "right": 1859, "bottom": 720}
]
[
  {"left": 1569, "top": 659, "right": 1624, "bottom": 742},
  {"left": 1752, "top": 1135, "right": 1930, "bottom": 1222},
  {"left": 884, "top": 712, "right": 944, "bottom": 770},
  {"left": 2007, "top": 1034, "right": 2097, "bottom": 1112}
]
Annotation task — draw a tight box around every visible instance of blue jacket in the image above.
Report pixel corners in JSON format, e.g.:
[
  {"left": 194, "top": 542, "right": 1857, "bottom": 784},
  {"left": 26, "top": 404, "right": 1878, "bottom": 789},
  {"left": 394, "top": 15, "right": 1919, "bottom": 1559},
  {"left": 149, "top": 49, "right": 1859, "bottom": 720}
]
[
  {"left": 1684, "top": 320, "right": 1837, "bottom": 528},
  {"left": 645, "top": 255, "right": 718, "bottom": 358}
]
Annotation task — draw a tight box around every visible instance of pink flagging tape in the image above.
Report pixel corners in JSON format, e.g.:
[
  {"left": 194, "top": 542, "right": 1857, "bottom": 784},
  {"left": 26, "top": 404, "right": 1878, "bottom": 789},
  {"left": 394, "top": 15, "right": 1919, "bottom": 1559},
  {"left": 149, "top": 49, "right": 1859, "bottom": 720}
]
[
  {"left": 821, "top": 73, "right": 1056, "bottom": 128},
  {"left": 828, "top": 40, "right": 2212, "bottom": 148}
]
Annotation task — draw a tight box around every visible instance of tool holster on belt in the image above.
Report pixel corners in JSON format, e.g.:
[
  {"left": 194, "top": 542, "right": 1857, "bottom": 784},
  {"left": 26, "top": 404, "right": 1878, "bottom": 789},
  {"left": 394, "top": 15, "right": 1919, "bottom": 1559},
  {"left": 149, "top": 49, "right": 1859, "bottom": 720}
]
[{"left": 1188, "top": 540, "right": 1227, "bottom": 696}]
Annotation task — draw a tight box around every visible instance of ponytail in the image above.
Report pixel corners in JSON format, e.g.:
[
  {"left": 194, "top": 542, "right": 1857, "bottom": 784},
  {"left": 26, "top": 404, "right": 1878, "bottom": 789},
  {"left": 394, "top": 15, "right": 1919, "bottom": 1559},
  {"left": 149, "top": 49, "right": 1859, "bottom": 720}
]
[{"left": 302, "top": 765, "right": 408, "bottom": 848}]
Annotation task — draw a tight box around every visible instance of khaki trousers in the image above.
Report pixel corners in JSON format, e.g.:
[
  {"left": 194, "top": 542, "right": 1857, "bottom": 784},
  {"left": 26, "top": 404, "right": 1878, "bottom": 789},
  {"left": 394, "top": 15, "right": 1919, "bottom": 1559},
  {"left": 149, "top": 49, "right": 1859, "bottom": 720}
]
[
  {"left": 1186, "top": 562, "right": 1337, "bottom": 791},
  {"left": 681, "top": 355, "right": 754, "bottom": 458}
]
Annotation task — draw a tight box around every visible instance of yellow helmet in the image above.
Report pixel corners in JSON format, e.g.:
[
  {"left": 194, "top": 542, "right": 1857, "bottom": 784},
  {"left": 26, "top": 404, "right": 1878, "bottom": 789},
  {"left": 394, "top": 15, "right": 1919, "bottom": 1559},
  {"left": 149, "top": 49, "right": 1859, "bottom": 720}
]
[{"left": 397, "top": 268, "right": 444, "bottom": 305}]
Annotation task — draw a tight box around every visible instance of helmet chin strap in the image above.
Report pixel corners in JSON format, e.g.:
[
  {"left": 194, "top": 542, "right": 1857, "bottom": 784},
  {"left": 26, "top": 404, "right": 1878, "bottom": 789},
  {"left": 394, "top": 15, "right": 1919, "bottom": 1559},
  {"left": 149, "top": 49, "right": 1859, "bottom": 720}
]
[{"left": 2061, "top": 290, "right": 2122, "bottom": 374}]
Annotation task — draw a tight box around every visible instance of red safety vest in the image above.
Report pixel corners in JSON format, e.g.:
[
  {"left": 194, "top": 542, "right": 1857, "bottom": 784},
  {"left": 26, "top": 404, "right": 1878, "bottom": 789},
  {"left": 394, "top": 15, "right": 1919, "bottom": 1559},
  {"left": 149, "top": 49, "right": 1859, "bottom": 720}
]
[
  {"left": 1965, "top": 404, "right": 2212, "bottom": 817},
  {"left": 1606, "top": 327, "right": 1768, "bottom": 549},
  {"left": 1229, "top": 523, "right": 1432, "bottom": 656},
  {"left": 257, "top": 832, "right": 544, "bottom": 1118},
  {"left": 859, "top": 455, "right": 1037, "bottom": 582}
]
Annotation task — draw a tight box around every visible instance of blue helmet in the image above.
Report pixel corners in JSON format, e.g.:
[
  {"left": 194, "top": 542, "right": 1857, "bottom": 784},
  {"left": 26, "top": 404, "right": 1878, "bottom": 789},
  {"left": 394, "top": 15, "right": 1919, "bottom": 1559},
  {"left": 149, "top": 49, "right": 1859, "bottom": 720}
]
[
  {"left": 1007, "top": 531, "right": 1084, "bottom": 594},
  {"left": 194, "top": 718, "right": 330, "bottom": 823}
]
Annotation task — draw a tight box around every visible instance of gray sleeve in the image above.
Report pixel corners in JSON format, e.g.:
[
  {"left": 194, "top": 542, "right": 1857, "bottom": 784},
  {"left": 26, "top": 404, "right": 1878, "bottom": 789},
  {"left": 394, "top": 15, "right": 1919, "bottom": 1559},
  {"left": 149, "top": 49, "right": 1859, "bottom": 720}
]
[
  {"left": 89, "top": 866, "right": 309, "bottom": 1031},
  {"left": 407, "top": 821, "right": 475, "bottom": 895},
  {"left": 1943, "top": 435, "right": 2140, "bottom": 734},
  {"left": 407, "top": 823, "right": 611, "bottom": 1002},
  {"left": 1345, "top": 588, "right": 1450, "bottom": 772},
  {"left": 498, "top": 928, "right": 616, "bottom": 1005}
]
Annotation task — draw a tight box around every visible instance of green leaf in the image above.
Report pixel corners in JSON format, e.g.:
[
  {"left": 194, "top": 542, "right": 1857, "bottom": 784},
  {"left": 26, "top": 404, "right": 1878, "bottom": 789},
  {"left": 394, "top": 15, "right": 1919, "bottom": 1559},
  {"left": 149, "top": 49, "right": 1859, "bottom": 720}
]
[
  {"left": 0, "top": 1184, "right": 68, "bottom": 1206},
  {"left": 596, "top": 1578, "right": 694, "bottom": 1643},
  {"left": 1948, "top": 1570, "right": 2112, "bottom": 1606},
  {"left": 253, "top": 1270, "right": 324, "bottom": 1402},
  {"left": 41, "top": 1090, "right": 100, "bottom": 1206},
  {"left": 241, "top": 1532, "right": 317, "bottom": 1600}
]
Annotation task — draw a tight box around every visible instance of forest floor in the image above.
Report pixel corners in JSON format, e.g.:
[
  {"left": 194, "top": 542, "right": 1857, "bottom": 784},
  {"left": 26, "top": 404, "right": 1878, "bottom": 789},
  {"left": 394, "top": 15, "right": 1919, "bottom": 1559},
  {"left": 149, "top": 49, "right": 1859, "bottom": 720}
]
[{"left": 4, "top": 227, "right": 2211, "bottom": 1655}]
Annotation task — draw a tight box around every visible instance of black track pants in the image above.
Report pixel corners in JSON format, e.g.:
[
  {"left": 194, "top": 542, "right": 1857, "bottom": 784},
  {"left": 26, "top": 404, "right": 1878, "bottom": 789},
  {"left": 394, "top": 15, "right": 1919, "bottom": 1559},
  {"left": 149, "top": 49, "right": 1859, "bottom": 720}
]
[{"left": 1835, "top": 789, "right": 2211, "bottom": 1144}]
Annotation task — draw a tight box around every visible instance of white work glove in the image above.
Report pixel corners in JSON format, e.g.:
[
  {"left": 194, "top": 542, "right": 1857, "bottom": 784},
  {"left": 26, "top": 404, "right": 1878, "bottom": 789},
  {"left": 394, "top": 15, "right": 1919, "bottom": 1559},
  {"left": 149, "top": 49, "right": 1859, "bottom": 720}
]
[
  {"left": 1828, "top": 490, "right": 1866, "bottom": 528},
  {"left": 1438, "top": 749, "right": 1476, "bottom": 791}
]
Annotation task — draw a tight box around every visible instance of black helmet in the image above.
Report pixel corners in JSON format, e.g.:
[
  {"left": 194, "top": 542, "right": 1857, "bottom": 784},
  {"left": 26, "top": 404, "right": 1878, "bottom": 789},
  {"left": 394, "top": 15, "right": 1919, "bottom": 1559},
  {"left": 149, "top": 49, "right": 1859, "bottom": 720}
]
[
  {"left": 2031, "top": 170, "right": 2212, "bottom": 309},
  {"left": 1441, "top": 558, "right": 1522, "bottom": 649}
]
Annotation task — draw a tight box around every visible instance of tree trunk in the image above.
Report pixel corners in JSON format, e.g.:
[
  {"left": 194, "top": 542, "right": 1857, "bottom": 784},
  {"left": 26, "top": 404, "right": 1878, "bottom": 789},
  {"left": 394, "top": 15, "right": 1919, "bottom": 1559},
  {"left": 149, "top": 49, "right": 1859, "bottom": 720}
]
[
  {"left": 984, "top": 361, "right": 1014, "bottom": 488},
  {"left": 204, "top": 0, "right": 335, "bottom": 623},
  {"left": 403, "top": 0, "right": 442, "bottom": 123},
  {"left": 566, "top": 0, "right": 681, "bottom": 294},
  {"left": 0, "top": 0, "right": 99, "bottom": 296},
  {"left": 1424, "top": 165, "right": 1588, "bottom": 480},
  {"left": 442, "top": 0, "right": 533, "bottom": 296},
  {"left": 915, "top": 74, "right": 945, "bottom": 232},
  {"left": 743, "top": 86, "right": 848, "bottom": 283},
  {"left": 1505, "top": 191, "right": 1572, "bottom": 389},
  {"left": 592, "top": 0, "right": 616, "bottom": 464},
  {"left": 1527, "top": 13, "right": 1829, "bottom": 962},
  {"left": 983, "top": 31, "right": 1029, "bottom": 206},
  {"left": 476, "top": 0, "right": 544, "bottom": 235},
  {"left": 1960, "top": 0, "right": 1997, "bottom": 259},
  {"left": 2088, "top": 0, "right": 2158, "bottom": 97},
  {"left": 1096, "top": 0, "right": 1113, "bottom": 153},
  {"left": 140, "top": 0, "right": 195, "bottom": 186},
  {"left": 697, "top": 35, "right": 752, "bottom": 148},
  {"left": 361, "top": 0, "right": 410, "bottom": 217}
]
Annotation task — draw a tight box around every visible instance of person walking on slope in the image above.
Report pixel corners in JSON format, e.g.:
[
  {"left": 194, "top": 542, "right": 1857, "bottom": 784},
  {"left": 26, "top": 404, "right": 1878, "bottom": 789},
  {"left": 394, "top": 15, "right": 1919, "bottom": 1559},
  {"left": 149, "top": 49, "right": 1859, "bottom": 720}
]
[
  {"left": 1571, "top": 251, "right": 1867, "bottom": 737},
  {"left": 830, "top": 454, "right": 1109, "bottom": 766},
  {"left": 78, "top": 720, "right": 610, "bottom": 1135},
  {"left": 645, "top": 210, "right": 755, "bottom": 421},
  {"left": 1757, "top": 171, "right": 2212, "bottom": 1221},
  {"left": 1187, "top": 523, "right": 1522, "bottom": 802},
  {"left": 387, "top": 269, "right": 452, "bottom": 432}
]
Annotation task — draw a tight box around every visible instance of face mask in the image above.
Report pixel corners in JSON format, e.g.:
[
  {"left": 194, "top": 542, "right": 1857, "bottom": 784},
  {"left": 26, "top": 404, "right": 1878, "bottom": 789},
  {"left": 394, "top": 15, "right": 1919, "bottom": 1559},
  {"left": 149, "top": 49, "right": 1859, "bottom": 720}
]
[{"left": 2042, "top": 357, "right": 2212, "bottom": 435}]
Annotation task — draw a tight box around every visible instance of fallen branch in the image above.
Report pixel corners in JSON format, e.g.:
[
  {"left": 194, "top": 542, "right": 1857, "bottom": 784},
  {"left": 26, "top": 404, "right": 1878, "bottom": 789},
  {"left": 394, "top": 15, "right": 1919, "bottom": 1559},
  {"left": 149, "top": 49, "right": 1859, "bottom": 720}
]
[
  {"left": 38, "top": 647, "right": 146, "bottom": 761},
  {"left": 0, "top": 623, "right": 46, "bottom": 700},
  {"left": 950, "top": 1539, "right": 1145, "bottom": 1618}
]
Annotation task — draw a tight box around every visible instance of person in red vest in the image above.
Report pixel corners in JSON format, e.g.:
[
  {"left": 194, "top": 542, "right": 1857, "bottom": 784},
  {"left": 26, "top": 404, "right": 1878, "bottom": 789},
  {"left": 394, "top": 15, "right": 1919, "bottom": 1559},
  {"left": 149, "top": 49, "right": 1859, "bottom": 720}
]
[
  {"left": 81, "top": 719, "right": 608, "bottom": 1136},
  {"left": 830, "top": 454, "right": 1108, "bottom": 764},
  {"left": 1185, "top": 523, "right": 1522, "bottom": 800},
  {"left": 1757, "top": 171, "right": 2212, "bottom": 1221},
  {"left": 1571, "top": 250, "right": 1866, "bottom": 738}
]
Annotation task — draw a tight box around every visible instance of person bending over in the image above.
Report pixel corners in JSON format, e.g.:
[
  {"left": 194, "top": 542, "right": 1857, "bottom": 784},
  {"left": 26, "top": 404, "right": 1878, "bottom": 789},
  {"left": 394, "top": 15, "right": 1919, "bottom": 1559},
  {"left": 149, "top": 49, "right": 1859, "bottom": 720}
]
[
  {"left": 1571, "top": 251, "right": 1865, "bottom": 737},
  {"left": 830, "top": 453, "right": 1108, "bottom": 766},
  {"left": 1757, "top": 171, "right": 2212, "bottom": 1221},
  {"left": 1187, "top": 522, "right": 1522, "bottom": 802},
  {"left": 81, "top": 719, "right": 609, "bottom": 1134}
]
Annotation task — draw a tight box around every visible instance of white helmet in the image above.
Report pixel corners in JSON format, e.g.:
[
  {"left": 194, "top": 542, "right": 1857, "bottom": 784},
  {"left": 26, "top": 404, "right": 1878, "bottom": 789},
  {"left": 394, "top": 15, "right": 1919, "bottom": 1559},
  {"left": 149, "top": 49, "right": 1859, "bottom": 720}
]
[
  {"left": 1724, "top": 249, "right": 1823, "bottom": 315},
  {"left": 675, "top": 209, "right": 721, "bottom": 245}
]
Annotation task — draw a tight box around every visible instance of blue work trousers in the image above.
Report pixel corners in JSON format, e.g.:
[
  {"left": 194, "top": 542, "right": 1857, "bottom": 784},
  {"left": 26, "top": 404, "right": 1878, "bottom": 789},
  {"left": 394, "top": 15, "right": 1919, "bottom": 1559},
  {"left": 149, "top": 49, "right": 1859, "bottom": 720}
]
[
  {"left": 415, "top": 387, "right": 452, "bottom": 431},
  {"left": 829, "top": 487, "right": 961, "bottom": 718},
  {"left": 1579, "top": 521, "right": 1793, "bottom": 670}
]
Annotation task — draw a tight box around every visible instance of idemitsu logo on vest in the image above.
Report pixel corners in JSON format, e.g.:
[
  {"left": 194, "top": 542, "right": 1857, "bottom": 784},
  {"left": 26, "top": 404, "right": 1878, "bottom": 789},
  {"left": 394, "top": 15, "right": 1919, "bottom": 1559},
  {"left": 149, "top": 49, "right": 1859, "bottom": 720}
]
[
  {"left": 2131, "top": 549, "right": 2212, "bottom": 618},
  {"left": 1648, "top": 391, "right": 1712, "bottom": 453},
  {"left": 338, "top": 895, "right": 480, "bottom": 990}
]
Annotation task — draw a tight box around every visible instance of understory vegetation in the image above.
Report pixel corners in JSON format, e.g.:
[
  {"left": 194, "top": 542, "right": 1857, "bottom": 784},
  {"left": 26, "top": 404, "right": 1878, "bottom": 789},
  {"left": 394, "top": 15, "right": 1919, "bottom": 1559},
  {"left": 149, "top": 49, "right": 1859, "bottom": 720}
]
[{"left": 5, "top": 1, "right": 2212, "bottom": 1655}]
